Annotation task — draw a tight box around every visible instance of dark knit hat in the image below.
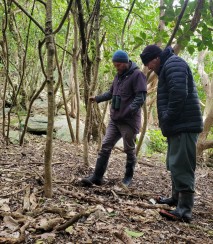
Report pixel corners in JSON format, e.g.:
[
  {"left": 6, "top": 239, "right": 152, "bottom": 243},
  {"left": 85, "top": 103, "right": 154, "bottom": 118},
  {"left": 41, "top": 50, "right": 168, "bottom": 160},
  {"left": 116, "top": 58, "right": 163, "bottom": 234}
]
[
  {"left": 112, "top": 50, "right": 129, "bottom": 63},
  {"left": 140, "top": 45, "right": 162, "bottom": 65}
]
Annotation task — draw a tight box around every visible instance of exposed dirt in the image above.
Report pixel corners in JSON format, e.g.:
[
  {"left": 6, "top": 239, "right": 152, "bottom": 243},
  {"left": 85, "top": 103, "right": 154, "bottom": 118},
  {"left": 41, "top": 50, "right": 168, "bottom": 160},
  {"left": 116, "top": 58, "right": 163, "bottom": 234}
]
[{"left": 0, "top": 132, "right": 213, "bottom": 244}]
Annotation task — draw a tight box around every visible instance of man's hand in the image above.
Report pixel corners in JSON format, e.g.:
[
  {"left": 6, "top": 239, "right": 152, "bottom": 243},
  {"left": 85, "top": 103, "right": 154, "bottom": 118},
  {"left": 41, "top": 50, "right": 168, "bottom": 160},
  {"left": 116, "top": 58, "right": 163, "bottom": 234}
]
[{"left": 89, "top": 96, "right": 96, "bottom": 103}]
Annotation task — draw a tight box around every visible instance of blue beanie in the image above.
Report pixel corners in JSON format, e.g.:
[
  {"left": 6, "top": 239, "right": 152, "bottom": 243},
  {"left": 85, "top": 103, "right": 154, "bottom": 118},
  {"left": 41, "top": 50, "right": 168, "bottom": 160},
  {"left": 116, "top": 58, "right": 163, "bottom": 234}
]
[{"left": 112, "top": 50, "right": 129, "bottom": 63}]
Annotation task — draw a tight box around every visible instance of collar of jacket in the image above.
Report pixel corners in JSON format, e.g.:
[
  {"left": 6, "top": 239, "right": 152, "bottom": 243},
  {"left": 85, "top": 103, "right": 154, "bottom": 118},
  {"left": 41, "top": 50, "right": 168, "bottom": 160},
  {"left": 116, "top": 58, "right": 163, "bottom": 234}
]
[
  {"left": 158, "top": 46, "right": 174, "bottom": 75},
  {"left": 117, "top": 61, "right": 139, "bottom": 79}
]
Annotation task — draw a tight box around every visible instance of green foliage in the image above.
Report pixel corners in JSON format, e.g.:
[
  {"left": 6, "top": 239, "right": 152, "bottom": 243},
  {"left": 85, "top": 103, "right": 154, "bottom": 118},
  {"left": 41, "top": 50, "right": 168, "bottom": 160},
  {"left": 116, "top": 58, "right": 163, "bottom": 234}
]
[
  {"left": 207, "top": 127, "right": 213, "bottom": 141},
  {"left": 147, "top": 129, "right": 167, "bottom": 155},
  {"left": 1, "top": 0, "right": 212, "bottom": 132}
]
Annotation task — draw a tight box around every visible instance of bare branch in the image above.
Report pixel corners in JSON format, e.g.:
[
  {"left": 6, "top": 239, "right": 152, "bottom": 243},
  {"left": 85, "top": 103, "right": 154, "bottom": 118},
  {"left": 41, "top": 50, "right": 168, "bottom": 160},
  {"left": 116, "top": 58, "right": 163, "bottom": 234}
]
[
  {"left": 166, "top": 0, "right": 189, "bottom": 47},
  {"left": 210, "top": 0, "right": 213, "bottom": 17},
  {"left": 121, "top": 0, "right": 136, "bottom": 49},
  {"left": 38, "top": 39, "right": 47, "bottom": 78},
  {"left": 55, "top": 42, "right": 73, "bottom": 56},
  {"left": 53, "top": 0, "right": 73, "bottom": 34},
  {"left": 36, "top": 0, "right": 46, "bottom": 8},
  {"left": 11, "top": 0, "right": 45, "bottom": 33}
]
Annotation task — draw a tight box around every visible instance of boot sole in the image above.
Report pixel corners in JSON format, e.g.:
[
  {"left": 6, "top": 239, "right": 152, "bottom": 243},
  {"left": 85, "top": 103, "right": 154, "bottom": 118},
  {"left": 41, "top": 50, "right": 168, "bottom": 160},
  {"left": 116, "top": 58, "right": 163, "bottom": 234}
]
[
  {"left": 81, "top": 178, "right": 102, "bottom": 187},
  {"left": 159, "top": 209, "right": 191, "bottom": 223}
]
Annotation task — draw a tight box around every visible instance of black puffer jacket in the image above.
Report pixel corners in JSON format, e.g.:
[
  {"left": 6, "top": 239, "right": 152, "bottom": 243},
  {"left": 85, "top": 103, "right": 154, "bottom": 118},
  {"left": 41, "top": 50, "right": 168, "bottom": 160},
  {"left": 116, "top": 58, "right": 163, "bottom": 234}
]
[{"left": 157, "top": 47, "right": 203, "bottom": 137}]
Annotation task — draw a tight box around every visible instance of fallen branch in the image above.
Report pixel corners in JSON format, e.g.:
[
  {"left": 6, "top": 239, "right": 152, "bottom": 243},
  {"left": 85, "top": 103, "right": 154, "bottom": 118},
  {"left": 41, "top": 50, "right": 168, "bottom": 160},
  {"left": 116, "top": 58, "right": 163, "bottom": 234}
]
[
  {"left": 55, "top": 207, "right": 97, "bottom": 231},
  {"left": 114, "top": 230, "right": 134, "bottom": 244},
  {"left": 0, "top": 221, "right": 30, "bottom": 244},
  {"left": 36, "top": 217, "right": 64, "bottom": 231},
  {"left": 1, "top": 184, "right": 30, "bottom": 197},
  {"left": 27, "top": 206, "right": 67, "bottom": 218},
  {"left": 137, "top": 201, "right": 171, "bottom": 210},
  {"left": 59, "top": 187, "right": 106, "bottom": 205},
  {"left": 93, "top": 187, "right": 153, "bottom": 200},
  {"left": 0, "top": 211, "right": 28, "bottom": 220},
  {"left": 170, "top": 234, "right": 202, "bottom": 243},
  {"left": 138, "top": 161, "right": 156, "bottom": 167}
]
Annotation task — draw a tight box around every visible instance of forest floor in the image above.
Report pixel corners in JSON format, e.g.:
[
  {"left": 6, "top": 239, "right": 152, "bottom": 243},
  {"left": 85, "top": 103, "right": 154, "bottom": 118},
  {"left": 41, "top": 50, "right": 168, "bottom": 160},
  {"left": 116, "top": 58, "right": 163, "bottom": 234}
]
[{"left": 0, "top": 131, "right": 213, "bottom": 244}]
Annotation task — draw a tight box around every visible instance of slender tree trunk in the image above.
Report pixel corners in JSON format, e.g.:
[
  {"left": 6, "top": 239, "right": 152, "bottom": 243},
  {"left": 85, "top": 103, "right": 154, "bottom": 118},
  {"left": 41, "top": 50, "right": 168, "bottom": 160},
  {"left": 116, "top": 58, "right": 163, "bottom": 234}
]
[
  {"left": 83, "top": 0, "right": 101, "bottom": 165},
  {"left": 136, "top": 101, "right": 147, "bottom": 156},
  {"left": 72, "top": 4, "right": 81, "bottom": 143},
  {"left": 44, "top": 0, "right": 55, "bottom": 198},
  {"left": 55, "top": 44, "right": 75, "bottom": 142},
  {"left": 19, "top": 80, "right": 47, "bottom": 145},
  {"left": 197, "top": 50, "right": 213, "bottom": 159},
  {"left": 121, "top": 0, "right": 136, "bottom": 49},
  {"left": 2, "top": 0, "right": 9, "bottom": 140},
  {"left": 97, "top": 101, "right": 108, "bottom": 151}
]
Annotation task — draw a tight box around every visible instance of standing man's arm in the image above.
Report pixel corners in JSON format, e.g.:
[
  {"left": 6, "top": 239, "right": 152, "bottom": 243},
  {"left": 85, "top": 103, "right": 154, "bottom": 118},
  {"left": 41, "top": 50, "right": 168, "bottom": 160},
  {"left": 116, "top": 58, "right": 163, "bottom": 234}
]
[
  {"left": 130, "top": 71, "right": 147, "bottom": 114},
  {"left": 130, "top": 92, "right": 147, "bottom": 114},
  {"left": 90, "top": 84, "right": 113, "bottom": 103}
]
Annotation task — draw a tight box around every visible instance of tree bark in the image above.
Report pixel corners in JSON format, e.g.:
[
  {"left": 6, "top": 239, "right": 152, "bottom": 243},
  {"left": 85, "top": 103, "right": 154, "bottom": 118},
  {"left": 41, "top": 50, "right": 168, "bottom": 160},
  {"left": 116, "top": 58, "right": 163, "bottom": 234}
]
[
  {"left": 136, "top": 101, "right": 147, "bottom": 156},
  {"left": 71, "top": 3, "right": 81, "bottom": 143},
  {"left": 121, "top": 0, "right": 136, "bottom": 49},
  {"left": 197, "top": 50, "right": 213, "bottom": 159},
  {"left": 44, "top": 0, "right": 55, "bottom": 198},
  {"left": 1, "top": 0, "right": 9, "bottom": 140},
  {"left": 54, "top": 43, "right": 75, "bottom": 142},
  {"left": 83, "top": 0, "right": 101, "bottom": 165}
]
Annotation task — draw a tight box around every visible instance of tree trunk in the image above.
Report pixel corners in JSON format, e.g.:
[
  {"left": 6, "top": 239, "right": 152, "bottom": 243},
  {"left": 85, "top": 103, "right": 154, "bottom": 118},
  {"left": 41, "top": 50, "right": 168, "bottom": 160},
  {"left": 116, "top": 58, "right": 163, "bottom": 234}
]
[
  {"left": 44, "top": 0, "right": 55, "bottom": 198},
  {"left": 136, "top": 101, "right": 147, "bottom": 156},
  {"left": 197, "top": 50, "right": 213, "bottom": 159},
  {"left": 55, "top": 45, "right": 75, "bottom": 142},
  {"left": 71, "top": 3, "right": 81, "bottom": 143},
  {"left": 1, "top": 0, "right": 9, "bottom": 140}
]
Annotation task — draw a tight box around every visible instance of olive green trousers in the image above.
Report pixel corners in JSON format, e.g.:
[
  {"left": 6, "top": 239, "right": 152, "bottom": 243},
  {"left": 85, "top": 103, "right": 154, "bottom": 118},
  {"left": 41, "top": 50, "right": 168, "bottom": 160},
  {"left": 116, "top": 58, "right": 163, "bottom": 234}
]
[{"left": 166, "top": 133, "right": 199, "bottom": 192}]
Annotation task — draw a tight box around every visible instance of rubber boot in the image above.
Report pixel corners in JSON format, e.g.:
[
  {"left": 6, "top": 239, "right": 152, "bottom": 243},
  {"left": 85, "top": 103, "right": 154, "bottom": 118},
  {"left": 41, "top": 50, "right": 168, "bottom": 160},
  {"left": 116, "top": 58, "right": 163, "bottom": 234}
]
[
  {"left": 159, "top": 192, "right": 194, "bottom": 223},
  {"left": 81, "top": 154, "right": 109, "bottom": 187},
  {"left": 122, "top": 156, "right": 136, "bottom": 187},
  {"left": 156, "top": 182, "right": 178, "bottom": 206}
]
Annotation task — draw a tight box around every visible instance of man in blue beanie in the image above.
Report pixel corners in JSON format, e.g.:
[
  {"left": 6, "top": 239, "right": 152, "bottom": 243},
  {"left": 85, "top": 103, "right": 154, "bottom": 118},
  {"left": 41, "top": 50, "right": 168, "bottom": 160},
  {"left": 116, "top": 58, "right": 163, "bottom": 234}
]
[
  {"left": 140, "top": 45, "right": 203, "bottom": 222},
  {"left": 81, "top": 50, "right": 147, "bottom": 187}
]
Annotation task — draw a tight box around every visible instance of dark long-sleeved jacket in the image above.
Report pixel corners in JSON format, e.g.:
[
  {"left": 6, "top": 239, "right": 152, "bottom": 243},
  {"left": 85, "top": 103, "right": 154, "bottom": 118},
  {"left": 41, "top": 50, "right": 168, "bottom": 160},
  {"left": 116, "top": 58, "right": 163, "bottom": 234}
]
[
  {"left": 157, "top": 47, "right": 203, "bottom": 137},
  {"left": 95, "top": 61, "right": 147, "bottom": 133}
]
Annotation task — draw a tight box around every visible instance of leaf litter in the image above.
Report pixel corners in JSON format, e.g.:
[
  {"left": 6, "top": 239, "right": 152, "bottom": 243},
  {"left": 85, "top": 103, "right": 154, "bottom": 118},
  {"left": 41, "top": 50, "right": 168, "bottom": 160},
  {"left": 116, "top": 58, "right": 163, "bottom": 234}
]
[{"left": 0, "top": 133, "right": 212, "bottom": 243}]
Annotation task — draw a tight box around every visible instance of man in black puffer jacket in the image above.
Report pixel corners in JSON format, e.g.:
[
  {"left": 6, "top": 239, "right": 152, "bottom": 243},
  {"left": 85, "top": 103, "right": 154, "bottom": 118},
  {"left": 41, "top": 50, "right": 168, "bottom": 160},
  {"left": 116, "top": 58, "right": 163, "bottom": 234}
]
[{"left": 140, "top": 45, "right": 203, "bottom": 223}]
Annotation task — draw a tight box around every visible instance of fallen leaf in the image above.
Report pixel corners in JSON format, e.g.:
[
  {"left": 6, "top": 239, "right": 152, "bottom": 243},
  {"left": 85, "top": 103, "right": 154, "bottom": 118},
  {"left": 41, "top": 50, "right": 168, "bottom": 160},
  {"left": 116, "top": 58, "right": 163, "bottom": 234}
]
[
  {"left": 125, "top": 228, "right": 144, "bottom": 238},
  {"left": 0, "top": 204, "right": 10, "bottom": 212},
  {"left": 30, "top": 193, "right": 38, "bottom": 209},
  {"left": 3, "top": 216, "right": 19, "bottom": 231},
  {"left": 65, "top": 226, "right": 74, "bottom": 234},
  {"left": 149, "top": 198, "right": 156, "bottom": 205},
  {"left": 0, "top": 198, "right": 10, "bottom": 205}
]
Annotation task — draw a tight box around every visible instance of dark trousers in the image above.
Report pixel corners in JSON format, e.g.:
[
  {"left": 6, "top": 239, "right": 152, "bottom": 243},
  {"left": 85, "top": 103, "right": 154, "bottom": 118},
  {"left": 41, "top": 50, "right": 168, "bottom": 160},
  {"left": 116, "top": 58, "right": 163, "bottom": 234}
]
[
  {"left": 99, "top": 119, "right": 136, "bottom": 160},
  {"left": 166, "top": 133, "right": 199, "bottom": 192}
]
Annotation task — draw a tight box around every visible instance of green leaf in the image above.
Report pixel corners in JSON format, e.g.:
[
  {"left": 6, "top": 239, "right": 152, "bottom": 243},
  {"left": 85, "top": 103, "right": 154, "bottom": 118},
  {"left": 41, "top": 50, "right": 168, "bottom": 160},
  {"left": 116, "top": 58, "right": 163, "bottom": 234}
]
[
  {"left": 134, "top": 36, "right": 143, "bottom": 44},
  {"left": 187, "top": 46, "right": 195, "bottom": 55},
  {"left": 108, "top": 211, "right": 117, "bottom": 217},
  {"left": 140, "top": 31, "right": 146, "bottom": 40},
  {"left": 35, "top": 241, "right": 45, "bottom": 244},
  {"left": 125, "top": 229, "right": 144, "bottom": 238},
  {"left": 65, "top": 226, "right": 74, "bottom": 234},
  {"left": 208, "top": 230, "right": 213, "bottom": 236}
]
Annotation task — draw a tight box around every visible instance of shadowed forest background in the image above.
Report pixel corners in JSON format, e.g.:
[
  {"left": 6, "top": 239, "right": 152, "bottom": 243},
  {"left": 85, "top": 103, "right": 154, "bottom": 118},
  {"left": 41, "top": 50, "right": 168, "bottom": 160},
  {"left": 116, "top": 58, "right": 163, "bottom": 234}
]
[{"left": 0, "top": 0, "right": 213, "bottom": 243}]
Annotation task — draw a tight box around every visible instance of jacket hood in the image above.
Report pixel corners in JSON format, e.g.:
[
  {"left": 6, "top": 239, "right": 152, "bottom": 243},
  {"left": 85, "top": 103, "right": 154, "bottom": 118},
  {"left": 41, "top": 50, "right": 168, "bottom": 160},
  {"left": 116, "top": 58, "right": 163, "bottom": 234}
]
[
  {"left": 158, "top": 46, "right": 174, "bottom": 75},
  {"left": 118, "top": 61, "right": 139, "bottom": 78}
]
